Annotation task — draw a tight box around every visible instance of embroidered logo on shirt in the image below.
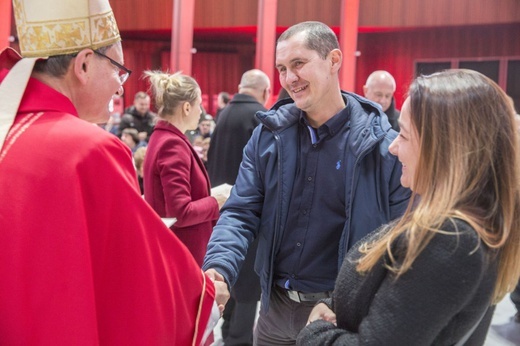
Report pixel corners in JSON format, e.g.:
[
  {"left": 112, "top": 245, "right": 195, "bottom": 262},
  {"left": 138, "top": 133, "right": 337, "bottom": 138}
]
[{"left": 336, "top": 160, "right": 341, "bottom": 170}]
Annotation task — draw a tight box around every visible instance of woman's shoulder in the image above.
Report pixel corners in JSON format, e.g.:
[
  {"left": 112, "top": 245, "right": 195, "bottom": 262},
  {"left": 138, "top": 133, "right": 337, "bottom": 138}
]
[
  {"left": 437, "top": 217, "right": 481, "bottom": 245},
  {"left": 148, "top": 132, "right": 193, "bottom": 163},
  {"left": 425, "top": 217, "right": 492, "bottom": 268},
  {"left": 149, "top": 127, "right": 190, "bottom": 146},
  {"left": 440, "top": 217, "right": 475, "bottom": 231}
]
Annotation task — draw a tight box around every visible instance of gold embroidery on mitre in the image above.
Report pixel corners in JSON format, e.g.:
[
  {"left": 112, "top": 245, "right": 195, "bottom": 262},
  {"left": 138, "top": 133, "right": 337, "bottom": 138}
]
[
  {"left": 13, "top": 0, "right": 121, "bottom": 57},
  {"left": 20, "top": 21, "right": 90, "bottom": 56},
  {"left": 90, "top": 12, "right": 121, "bottom": 50},
  {"left": 54, "top": 22, "right": 90, "bottom": 48}
]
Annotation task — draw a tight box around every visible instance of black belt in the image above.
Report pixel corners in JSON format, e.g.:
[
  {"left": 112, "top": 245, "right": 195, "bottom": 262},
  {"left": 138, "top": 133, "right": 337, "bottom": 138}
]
[{"left": 277, "top": 286, "right": 331, "bottom": 303}]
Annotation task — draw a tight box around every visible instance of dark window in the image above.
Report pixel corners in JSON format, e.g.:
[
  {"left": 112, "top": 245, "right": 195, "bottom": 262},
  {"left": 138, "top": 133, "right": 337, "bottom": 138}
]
[
  {"left": 459, "top": 60, "right": 500, "bottom": 83},
  {"left": 415, "top": 57, "right": 520, "bottom": 112},
  {"left": 415, "top": 62, "right": 451, "bottom": 77},
  {"left": 506, "top": 60, "right": 520, "bottom": 113}
]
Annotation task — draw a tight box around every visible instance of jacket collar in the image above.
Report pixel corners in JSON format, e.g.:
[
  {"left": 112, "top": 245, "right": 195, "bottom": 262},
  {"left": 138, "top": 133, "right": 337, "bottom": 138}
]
[
  {"left": 258, "top": 91, "right": 388, "bottom": 133},
  {"left": 256, "top": 91, "right": 393, "bottom": 156},
  {"left": 229, "top": 93, "right": 261, "bottom": 105}
]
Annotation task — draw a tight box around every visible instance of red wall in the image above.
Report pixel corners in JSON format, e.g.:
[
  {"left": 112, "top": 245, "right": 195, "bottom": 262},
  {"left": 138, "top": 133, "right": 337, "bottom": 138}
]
[
  {"left": 119, "top": 23, "right": 520, "bottom": 113},
  {"left": 355, "top": 23, "right": 520, "bottom": 109}
]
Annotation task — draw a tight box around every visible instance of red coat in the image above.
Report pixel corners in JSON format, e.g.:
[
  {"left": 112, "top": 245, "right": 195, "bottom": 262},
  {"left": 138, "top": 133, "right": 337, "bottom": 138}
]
[
  {"left": 0, "top": 53, "right": 214, "bottom": 345},
  {"left": 144, "top": 120, "right": 219, "bottom": 265}
]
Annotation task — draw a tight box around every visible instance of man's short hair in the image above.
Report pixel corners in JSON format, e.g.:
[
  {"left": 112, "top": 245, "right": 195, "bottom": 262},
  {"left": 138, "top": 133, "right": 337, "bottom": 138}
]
[
  {"left": 134, "top": 91, "right": 150, "bottom": 101},
  {"left": 239, "top": 69, "right": 270, "bottom": 91},
  {"left": 122, "top": 128, "right": 139, "bottom": 144},
  {"left": 218, "top": 92, "right": 231, "bottom": 104},
  {"left": 199, "top": 114, "right": 214, "bottom": 124},
  {"left": 33, "top": 45, "right": 111, "bottom": 78},
  {"left": 277, "top": 21, "right": 339, "bottom": 60}
]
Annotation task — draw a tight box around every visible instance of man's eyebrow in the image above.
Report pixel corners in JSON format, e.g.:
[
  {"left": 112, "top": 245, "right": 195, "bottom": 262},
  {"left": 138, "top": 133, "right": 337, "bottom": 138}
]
[{"left": 276, "top": 57, "right": 307, "bottom": 68}]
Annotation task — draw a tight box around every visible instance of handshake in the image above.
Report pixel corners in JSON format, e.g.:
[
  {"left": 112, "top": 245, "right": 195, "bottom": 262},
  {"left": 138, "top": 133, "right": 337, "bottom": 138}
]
[{"left": 205, "top": 268, "right": 230, "bottom": 316}]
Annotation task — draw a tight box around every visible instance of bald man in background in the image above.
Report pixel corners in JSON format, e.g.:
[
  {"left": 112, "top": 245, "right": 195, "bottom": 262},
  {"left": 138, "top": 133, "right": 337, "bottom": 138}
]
[
  {"left": 207, "top": 69, "right": 270, "bottom": 187},
  {"left": 363, "top": 70, "right": 400, "bottom": 131}
]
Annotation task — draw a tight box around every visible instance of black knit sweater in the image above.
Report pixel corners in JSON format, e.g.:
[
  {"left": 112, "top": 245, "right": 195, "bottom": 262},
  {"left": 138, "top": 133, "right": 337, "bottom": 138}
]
[{"left": 297, "top": 219, "right": 497, "bottom": 345}]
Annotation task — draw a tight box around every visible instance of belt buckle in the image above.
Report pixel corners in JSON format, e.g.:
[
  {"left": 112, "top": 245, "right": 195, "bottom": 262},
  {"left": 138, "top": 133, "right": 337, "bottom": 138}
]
[{"left": 286, "top": 290, "right": 301, "bottom": 303}]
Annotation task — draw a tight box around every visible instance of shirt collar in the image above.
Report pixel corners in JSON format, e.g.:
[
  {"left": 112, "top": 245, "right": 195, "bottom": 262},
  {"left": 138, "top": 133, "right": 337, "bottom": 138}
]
[{"left": 299, "top": 95, "right": 351, "bottom": 142}]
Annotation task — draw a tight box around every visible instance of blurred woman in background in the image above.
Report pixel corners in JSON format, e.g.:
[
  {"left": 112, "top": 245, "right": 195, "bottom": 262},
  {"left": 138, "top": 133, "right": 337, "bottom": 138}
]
[{"left": 143, "top": 71, "right": 228, "bottom": 265}]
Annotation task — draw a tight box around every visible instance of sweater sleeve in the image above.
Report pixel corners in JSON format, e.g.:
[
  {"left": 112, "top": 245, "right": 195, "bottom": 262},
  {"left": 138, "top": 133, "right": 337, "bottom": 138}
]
[{"left": 297, "top": 221, "right": 492, "bottom": 345}]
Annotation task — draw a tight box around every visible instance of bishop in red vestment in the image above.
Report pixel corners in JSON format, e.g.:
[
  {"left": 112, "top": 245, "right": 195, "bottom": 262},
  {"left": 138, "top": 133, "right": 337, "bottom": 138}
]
[{"left": 0, "top": 47, "right": 219, "bottom": 345}]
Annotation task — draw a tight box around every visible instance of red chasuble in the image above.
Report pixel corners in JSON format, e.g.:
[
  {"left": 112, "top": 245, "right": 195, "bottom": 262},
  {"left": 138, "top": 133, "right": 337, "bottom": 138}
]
[{"left": 0, "top": 50, "right": 215, "bottom": 345}]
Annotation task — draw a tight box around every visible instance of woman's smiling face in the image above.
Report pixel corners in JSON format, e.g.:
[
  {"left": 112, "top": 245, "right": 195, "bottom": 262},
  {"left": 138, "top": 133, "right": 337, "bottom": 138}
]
[{"left": 389, "top": 97, "right": 420, "bottom": 191}]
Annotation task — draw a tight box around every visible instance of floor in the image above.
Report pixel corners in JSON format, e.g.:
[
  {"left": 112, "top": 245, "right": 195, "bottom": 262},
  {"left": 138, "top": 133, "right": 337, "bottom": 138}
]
[
  {"left": 212, "top": 294, "right": 520, "bottom": 345},
  {"left": 484, "top": 294, "right": 520, "bottom": 345}
]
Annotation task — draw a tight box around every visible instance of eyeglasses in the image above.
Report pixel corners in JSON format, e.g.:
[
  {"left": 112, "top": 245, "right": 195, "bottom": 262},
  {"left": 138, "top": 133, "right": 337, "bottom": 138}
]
[{"left": 94, "top": 50, "right": 132, "bottom": 84}]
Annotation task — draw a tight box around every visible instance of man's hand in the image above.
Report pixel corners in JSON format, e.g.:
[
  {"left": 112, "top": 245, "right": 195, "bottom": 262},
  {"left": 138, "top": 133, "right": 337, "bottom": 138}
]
[
  {"left": 205, "top": 269, "right": 229, "bottom": 315},
  {"left": 205, "top": 268, "right": 225, "bottom": 282},
  {"left": 213, "top": 281, "right": 230, "bottom": 315},
  {"left": 307, "top": 303, "right": 337, "bottom": 326}
]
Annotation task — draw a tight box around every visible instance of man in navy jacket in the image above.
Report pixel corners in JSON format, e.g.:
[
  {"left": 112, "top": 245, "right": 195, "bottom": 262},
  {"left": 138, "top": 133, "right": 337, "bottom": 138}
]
[{"left": 203, "top": 21, "right": 411, "bottom": 345}]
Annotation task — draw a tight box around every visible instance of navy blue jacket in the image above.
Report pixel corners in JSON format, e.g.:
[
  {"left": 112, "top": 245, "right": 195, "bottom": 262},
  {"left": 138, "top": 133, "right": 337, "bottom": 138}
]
[{"left": 203, "top": 91, "right": 411, "bottom": 310}]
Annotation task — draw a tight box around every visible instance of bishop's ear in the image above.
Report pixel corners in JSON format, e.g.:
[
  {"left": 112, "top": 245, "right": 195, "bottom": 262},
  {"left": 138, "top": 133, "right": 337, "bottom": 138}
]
[{"left": 73, "top": 49, "right": 94, "bottom": 85}]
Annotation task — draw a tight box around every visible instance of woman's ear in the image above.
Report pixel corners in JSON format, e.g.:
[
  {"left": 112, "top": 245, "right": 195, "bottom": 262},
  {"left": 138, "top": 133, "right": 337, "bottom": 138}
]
[
  {"left": 73, "top": 49, "right": 94, "bottom": 85},
  {"left": 183, "top": 101, "right": 191, "bottom": 116}
]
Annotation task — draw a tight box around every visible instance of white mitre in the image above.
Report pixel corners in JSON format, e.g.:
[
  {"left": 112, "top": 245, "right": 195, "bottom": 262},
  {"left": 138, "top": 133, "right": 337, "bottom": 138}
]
[{"left": 0, "top": 0, "right": 121, "bottom": 151}]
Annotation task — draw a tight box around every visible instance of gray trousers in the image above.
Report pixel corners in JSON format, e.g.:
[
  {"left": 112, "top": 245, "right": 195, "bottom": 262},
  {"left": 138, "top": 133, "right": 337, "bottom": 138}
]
[{"left": 254, "top": 287, "right": 316, "bottom": 346}]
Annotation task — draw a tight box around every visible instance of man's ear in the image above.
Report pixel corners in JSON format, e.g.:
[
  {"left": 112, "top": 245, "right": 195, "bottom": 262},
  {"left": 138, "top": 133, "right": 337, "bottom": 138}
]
[
  {"left": 262, "top": 87, "right": 270, "bottom": 105},
  {"left": 72, "top": 49, "right": 94, "bottom": 85},
  {"left": 330, "top": 49, "right": 342, "bottom": 72}
]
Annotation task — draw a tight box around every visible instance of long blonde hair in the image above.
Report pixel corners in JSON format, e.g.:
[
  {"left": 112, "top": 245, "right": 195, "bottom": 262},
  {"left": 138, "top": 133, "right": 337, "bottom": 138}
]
[
  {"left": 143, "top": 70, "right": 200, "bottom": 118},
  {"left": 357, "top": 69, "right": 520, "bottom": 303}
]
